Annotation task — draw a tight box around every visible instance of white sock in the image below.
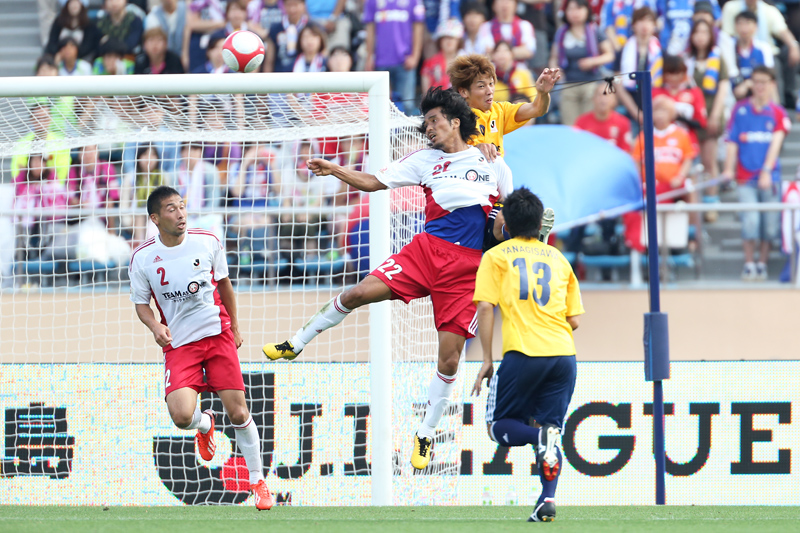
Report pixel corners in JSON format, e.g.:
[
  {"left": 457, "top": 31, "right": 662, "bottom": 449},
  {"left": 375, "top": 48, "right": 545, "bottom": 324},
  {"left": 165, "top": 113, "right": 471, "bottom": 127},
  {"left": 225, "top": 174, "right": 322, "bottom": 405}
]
[
  {"left": 291, "top": 295, "right": 351, "bottom": 352},
  {"left": 185, "top": 407, "right": 212, "bottom": 434},
  {"left": 417, "top": 370, "right": 457, "bottom": 440},
  {"left": 233, "top": 416, "right": 264, "bottom": 485}
]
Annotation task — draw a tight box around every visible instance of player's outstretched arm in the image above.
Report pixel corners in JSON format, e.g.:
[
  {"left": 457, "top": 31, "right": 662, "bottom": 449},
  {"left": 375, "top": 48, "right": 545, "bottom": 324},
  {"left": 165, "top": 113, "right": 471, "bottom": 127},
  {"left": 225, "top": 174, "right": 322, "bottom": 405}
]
[
  {"left": 307, "top": 158, "right": 388, "bottom": 192},
  {"left": 216, "top": 276, "right": 243, "bottom": 348},
  {"left": 515, "top": 67, "right": 562, "bottom": 122},
  {"left": 471, "top": 300, "right": 496, "bottom": 396},
  {"left": 135, "top": 303, "right": 173, "bottom": 348}
]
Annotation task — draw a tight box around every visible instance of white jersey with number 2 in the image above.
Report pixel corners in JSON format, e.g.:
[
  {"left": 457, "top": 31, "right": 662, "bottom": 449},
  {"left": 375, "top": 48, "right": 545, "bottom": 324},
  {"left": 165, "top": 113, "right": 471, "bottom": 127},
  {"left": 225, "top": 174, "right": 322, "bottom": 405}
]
[{"left": 129, "top": 229, "right": 231, "bottom": 349}]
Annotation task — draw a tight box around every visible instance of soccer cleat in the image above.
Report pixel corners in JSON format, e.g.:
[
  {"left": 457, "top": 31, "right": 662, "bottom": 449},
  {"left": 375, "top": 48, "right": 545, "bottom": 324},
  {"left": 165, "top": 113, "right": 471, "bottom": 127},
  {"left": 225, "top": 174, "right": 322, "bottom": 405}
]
[
  {"left": 527, "top": 499, "right": 556, "bottom": 522},
  {"left": 411, "top": 434, "right": 432, "bottom": 470},
  {"left": 741, "top": 262, "right": 757, "bottom": 281},
  {"left": 262, "top": 340, "right": 301, "bottom": 361},
  {"left": 251, "top": 479, "right": 274, "bottom": 511},
  {"left": 539, "top": 208, "right": 555, "bottom": 243},
  {"left": 537, "top": 424, "right": 561, "bottom": 482},
  {"left": 195, "top": 410, "right": 216, "bottom": 461}
]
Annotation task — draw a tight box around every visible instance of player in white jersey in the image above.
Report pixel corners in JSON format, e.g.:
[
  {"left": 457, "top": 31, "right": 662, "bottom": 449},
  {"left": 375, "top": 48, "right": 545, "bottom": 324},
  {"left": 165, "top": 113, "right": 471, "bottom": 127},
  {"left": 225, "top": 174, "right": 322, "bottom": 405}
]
[
  {"left": 129, "top": 186, "right": 274, "bottom": 511},
  {"left": 262, "top": 88, "right": 513, "bottom": 470}
]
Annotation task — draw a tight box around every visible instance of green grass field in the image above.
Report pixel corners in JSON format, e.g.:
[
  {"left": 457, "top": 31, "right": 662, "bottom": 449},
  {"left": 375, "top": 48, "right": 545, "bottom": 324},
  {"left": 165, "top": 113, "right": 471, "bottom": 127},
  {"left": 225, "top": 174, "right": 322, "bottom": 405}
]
[{"left": 1, "top": 506, "right": 798, "bottom": 533}]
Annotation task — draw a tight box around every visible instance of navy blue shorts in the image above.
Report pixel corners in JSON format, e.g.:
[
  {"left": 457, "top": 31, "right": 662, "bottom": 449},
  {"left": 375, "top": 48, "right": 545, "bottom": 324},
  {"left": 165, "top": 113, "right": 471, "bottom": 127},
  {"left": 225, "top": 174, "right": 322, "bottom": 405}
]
[{"left": 485, "top": 351, "right": 577, "bottom": 429}]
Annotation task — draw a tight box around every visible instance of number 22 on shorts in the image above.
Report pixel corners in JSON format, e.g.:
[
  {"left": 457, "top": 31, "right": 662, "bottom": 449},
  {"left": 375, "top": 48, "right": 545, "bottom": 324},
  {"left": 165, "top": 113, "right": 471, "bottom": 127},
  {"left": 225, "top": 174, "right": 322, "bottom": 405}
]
[{"left": 376, "top": 258, "right": 403, "bottom": 280}]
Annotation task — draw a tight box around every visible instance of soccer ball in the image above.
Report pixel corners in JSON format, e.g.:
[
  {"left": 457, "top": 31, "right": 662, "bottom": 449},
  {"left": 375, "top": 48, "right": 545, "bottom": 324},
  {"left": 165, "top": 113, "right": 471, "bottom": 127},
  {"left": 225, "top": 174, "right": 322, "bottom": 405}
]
[{"left": 222, "top": 30, "right": 265, "bottom": 73}]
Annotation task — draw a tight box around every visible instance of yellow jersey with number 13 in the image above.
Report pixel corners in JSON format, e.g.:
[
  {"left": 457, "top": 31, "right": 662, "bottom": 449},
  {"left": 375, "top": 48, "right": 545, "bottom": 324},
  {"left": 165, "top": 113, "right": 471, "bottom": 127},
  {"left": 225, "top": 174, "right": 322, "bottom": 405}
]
[
  {"left": 469, "top": 101, "right": 531, "bottom": 157},
  {"left": 473, "top": 237, "right": 584, "bottom": 357}
]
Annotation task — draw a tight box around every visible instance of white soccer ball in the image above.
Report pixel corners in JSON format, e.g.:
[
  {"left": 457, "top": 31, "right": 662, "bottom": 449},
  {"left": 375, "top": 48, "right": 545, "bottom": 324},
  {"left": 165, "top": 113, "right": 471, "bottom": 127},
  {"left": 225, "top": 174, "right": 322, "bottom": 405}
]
[{"left": 222, "top": 30, "right": 266, "bottom": 73}]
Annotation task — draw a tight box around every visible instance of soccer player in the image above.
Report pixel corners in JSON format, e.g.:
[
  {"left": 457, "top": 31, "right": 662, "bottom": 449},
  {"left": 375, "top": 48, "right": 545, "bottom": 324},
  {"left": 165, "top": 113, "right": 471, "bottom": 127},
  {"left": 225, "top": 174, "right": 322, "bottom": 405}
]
[
  {"left": 262, "top": 87, "right": 513, "bottom": 470},
  {"left": 472, "top": 187, "right": 584, "bottom": 523},
  {"left": 129, "top": 186, "right": 274, "bottom": 511},
  {"left": 447, "top": 54, "right": 559, "bottom": 244}
]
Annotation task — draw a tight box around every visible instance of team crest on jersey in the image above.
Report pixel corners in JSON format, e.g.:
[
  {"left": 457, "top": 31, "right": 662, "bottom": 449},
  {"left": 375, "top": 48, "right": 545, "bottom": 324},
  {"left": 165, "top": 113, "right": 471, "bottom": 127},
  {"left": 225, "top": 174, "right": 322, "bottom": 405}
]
[
  {"left": 162, "top": 280, "right": 206, "bottom": 301},
  {"left": 192, "top": 258, "right": 201, "bottom": 270},
  {"left": 466, "top": 170, "right": 478, "bottom": 181},
  {"left": 187, "top": 281, "right": 201, "bottom": 294},
  {"left": 479, "top": 125, "right": 485, "bottom": 135},
  {"left": 490, "top": 119, "right": 498, "bottom": 132}
]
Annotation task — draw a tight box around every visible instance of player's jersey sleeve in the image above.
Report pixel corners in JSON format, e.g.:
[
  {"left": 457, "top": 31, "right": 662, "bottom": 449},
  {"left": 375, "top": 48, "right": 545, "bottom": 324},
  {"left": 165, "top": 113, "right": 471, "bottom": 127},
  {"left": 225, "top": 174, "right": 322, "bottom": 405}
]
[
  {"left": 473, "top": 251, "right": 502, "bottom": 306},
  {"left": 211, "top": 236, "right": 229, "bottom": 281},
  {"left": 564, "top": 257, "right": 585, "bottom": 317},
  {"left": 499, "top": 101, "right": 529, "bottom": 135},
  {"left": 492, "top": 156, "right": 514, "bottom": 199},
  {"left": 375, "top": 150, "right": 425, "bottom": 189},
  {"left": 129, "top": 261, "right": 152, "bottom": 305}
]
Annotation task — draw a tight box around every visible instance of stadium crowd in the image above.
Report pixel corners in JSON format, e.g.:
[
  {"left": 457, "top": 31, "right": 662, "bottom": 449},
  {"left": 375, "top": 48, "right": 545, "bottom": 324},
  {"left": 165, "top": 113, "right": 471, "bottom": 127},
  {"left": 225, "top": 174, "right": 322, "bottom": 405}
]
[{"left": 10, "top": 0, "right": 800, "bottom": 286}]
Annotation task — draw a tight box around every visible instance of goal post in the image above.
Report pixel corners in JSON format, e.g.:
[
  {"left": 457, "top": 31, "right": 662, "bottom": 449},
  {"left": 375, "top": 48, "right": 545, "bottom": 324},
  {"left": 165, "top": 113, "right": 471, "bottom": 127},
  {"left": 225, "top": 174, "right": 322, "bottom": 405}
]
[{"left": 0, "top": 72, "right": 417, "bottom": 506}]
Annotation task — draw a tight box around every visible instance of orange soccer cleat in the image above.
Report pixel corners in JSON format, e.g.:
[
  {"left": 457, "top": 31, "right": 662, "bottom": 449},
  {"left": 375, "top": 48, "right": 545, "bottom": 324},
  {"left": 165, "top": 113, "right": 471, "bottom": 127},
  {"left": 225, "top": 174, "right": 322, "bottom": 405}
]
[
  {"left": 251, "top": 479, "right": 274, "bottom": 511},
  {"left": 195, "top": 409, "right": 216, "bottom": 461}
]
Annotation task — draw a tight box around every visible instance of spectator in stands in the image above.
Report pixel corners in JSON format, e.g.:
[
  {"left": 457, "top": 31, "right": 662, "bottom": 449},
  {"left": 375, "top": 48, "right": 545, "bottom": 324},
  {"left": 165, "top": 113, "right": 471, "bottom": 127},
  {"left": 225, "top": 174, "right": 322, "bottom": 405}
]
[
  {"left": 221, "top": 0, "right": 257, "bottom": 37},
  {"left": 13, "top": 153, "right": 69, "bottom": 262},
  {"left": 248, "top": 0, "right": 283, "bottom": 39},
  {"left": 264, "top": 0, "right": 309, "bottom": 72},
  {"left": 293, "top": 23, "right": 328, "bottom": 73},
  {"left": 97, "top": 0, "right": 145, "bottom": 56},
  {"left": 601, "top": 0, "right": 656, "bottom": 56},
  {"left": 660, "top": 0, "right": 720, "bottom": 56},
  {"left": 477, "top": 0, "right": 536, "bottom": 63},
  {"left": 574, "top": 82, "right": 632, "bottom": 151},
  {"left": 177, "top": 143, "right": 223, "bottom": 212},
  {"left": 460, "top": 2, "right": 487, "bottom": 56},
  {"left": 493, "top": 41, "right": 537, "bottom": 102},
  {"left": 92, "top": 38, "right": 134, "bottom": 75},
  {"left": 305, "top": 0, "right": 350, "bottom": 50},
  {"left": 131, "top": 144, "right": 166, "bottom": 244},
  {"left": 199, "top": 102, "right": 243, "bottom": 188},
  {"left": 185, "top": 0, "right": 226, "bottom": 71},
  {"left": 11, "top": 102, "right": 72, "bottom": 184},
  {"left": 632, "top": 95, "right": 697, "bottom": 197},
  {"left": 32, "top": 55, "right": 78, "bottom": 136},
  {"left": 56, "top": 37, "right": 93, "bottom": 76},
  {"left": 721, "top": 0, "right": 800, "bottom": 106},
  {"left": 45, "top": 0, "right": 100, "bottom": 61},
  {"left": 685, "top": 18, "right": 731, "bottom": 211},
  {"left": 693, "top": 1, "right": 738, "bottom": 80},
  {"left": 135, "top": 27, "right": 186, "bottom": 74},
  {"left": 653, "top": 55, "right": 707, "bottom": 151},
  {"left": 363, "top": 0, "right": 425, "bottom": 115},
  {"left": 732, "top": 11, "right": 776, "bottom": 100},
  {"left": 421, "top": 19, "right": 463, "bottom": 92},
  {"left": 617, "top": 6, "right": 661, "bottom": 117},
  {"left": 721, "top": 66, "right": 789, "bottom": 281},
  {"left": 67, "top": 144, "right": 120, "bottom": 213},
  {"left": 145, "top": 0, "right": 188, "bottom": 57},
  {"left": 121, "top": 100, "right": 181, "bottom": 191},
  {"left": 228, "top": 142, "right": 282, "bottom": 223},
  {"left": 191, "top": 33, "right": 230, "bottom": 73},
  {"left": 550, "top": 0, "right": 615, "bottom": 125}
]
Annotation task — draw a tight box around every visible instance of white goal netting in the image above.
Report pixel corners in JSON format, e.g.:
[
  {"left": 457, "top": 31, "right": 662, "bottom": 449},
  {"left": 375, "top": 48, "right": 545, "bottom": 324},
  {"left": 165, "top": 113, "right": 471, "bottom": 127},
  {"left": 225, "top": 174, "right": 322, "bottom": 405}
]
[{"left": 0, "top": 87, "right": 466, "bottom": 505}]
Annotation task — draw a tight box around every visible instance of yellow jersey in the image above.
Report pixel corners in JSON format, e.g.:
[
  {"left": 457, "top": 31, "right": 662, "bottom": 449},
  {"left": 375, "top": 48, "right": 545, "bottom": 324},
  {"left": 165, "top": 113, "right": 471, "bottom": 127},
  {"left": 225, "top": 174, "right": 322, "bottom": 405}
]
[
  {"left": 469, "top": 101, "right": 531, "bottom": 157},
  {"left": 474, "top": 237, "right": 584, "bottom": 357}
]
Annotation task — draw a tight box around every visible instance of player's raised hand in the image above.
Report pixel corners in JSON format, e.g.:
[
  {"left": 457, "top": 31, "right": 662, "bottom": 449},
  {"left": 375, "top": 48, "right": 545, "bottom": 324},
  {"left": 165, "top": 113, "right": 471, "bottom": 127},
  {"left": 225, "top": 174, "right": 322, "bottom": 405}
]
[
  {"left": 307, "top": 157, "right": 336, "bottom": 176},
  {"left": 152, "top": 324, "right": 173, "bottom": 347},
  {"left": 536, "top": 68, "right": 561, "bottom": 94},
  {"left": 471, "top": 361, "right": 494, "bottom": 396},
  {"left": 476, "top": 143, "right": 498, "bottom": 163}
]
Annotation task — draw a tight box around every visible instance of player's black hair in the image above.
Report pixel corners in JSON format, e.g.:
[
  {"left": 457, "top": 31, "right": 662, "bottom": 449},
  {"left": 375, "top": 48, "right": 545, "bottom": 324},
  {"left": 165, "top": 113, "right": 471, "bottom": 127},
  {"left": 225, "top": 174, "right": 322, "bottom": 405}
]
[
  {"left": 752, "top": 65, "right": 776, "bottom": 80},
  {"left": 735, "top": 10, "right": 757, "bottom": 24},
  {"left": 662, "top": 55, "right": 687, "bottom": 74},
  {"left": 503, "top": 187, "right": 544, "bottom": 239},
  {"left": 460, "top": 1, "right": 488, "bottom": 19},
  {"left": 418, "top": 87, "right": 479, "bottom": 143},
  {"left": 97, "top": 37, "right": 128, "bottom": 58},
  {"left": 147, "top": 185, "right": 182, "bottom": 216}
]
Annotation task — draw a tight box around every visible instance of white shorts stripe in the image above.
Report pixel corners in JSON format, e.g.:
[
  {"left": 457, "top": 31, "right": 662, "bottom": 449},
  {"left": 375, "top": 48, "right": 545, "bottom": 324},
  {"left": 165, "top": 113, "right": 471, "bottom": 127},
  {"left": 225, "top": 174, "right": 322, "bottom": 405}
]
[{"left": 485, "top": 372, "right": 499, "bottom": 424}]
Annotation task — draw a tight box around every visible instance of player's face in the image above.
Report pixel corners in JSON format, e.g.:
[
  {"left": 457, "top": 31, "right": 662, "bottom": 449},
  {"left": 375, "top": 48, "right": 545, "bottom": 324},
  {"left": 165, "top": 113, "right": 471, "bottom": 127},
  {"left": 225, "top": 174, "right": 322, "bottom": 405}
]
[
  {"left": 154, "top": 195, "right": 187, "bottom": 237},
  {"left": 423, "top": 107, "right": 460, "bottom": 150},
  {"left": 460, "top": 76, "right": 495, "bottom": 112}
]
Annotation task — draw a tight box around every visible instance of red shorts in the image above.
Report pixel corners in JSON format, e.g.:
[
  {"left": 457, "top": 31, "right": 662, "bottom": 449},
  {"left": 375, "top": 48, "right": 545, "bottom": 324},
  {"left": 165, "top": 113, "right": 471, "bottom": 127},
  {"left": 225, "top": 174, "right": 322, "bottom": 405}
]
[
  {"left": 163, "top": 327, "right": 245, "bottom": 398},
  {"left": 370, "top": 232, "right": 481, "bottom": 338}
]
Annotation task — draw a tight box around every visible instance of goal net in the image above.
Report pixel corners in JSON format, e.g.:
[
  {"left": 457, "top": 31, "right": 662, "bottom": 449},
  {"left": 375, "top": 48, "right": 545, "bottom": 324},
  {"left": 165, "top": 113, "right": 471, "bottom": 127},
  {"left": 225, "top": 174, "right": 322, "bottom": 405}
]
[{"left": 0, "top": 73, "right": 467, "bottom": 506}]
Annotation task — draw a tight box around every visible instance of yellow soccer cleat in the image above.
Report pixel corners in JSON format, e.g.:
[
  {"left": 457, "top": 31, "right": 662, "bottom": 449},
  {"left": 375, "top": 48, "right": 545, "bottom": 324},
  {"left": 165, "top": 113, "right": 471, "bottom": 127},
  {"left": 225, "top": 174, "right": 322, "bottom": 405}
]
[
  {"left": 262, "top": 340, "right": 300, "bottom": 361},
  {"left": 411, "top": 434, "right": 432, "bottom": 470}
]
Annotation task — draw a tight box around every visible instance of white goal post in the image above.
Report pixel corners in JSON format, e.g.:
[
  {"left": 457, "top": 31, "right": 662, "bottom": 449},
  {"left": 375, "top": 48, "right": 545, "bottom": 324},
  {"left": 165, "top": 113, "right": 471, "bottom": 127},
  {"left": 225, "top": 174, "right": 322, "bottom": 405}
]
[{"left": 0, "top": 72, "right": 399, "bottom": 505}]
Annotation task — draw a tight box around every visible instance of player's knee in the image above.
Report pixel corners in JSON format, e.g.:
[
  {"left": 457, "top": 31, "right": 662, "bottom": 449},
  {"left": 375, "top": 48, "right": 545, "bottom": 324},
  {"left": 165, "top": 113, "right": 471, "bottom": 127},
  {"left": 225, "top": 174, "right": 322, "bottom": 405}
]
[
  {"left": 171, "top": 411, "right": 194, "bottom": 429},
  {"left": 340, "top": 285, "right": 368, "bottom": 309},
  {"left": 227, "top": 406, "right": 250, "bottom": 426},
  {"left": 438, "top": 351, "right": 460, "bottom": 375}
]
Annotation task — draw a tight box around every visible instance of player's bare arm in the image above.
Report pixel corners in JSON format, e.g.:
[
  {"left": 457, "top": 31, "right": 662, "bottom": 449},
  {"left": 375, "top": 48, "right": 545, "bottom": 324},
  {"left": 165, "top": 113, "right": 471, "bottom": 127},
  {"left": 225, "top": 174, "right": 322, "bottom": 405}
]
[
  {"left": 515, "top": 68, "right": 561, "bottom": 122},
  {"left": 567, "top": 315, "right": 581, "bottom": 331},
  {"left": 307, "top": 158, "right": 388, "bottom": 192},
  {"left": 135, "top": 303, "right": 173, "bottom": 347},
  {"left": 471, "top": 300, "right": 496, "bottom": 397},
  {"left": 216, "top": 276, "right": 243, "bottom": 348}
]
